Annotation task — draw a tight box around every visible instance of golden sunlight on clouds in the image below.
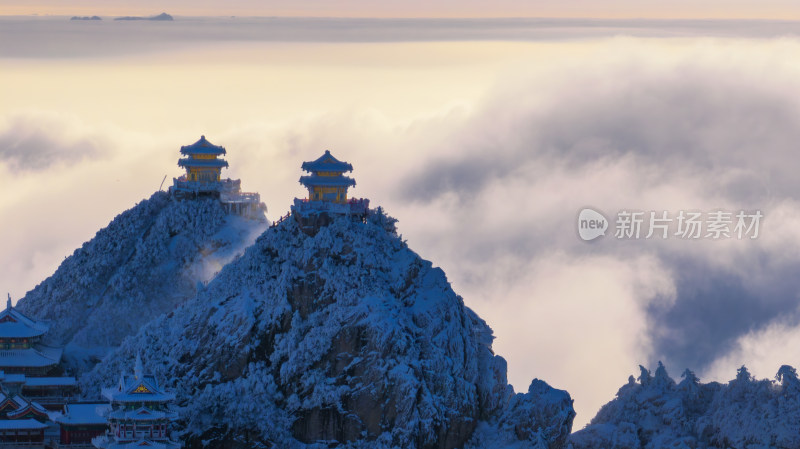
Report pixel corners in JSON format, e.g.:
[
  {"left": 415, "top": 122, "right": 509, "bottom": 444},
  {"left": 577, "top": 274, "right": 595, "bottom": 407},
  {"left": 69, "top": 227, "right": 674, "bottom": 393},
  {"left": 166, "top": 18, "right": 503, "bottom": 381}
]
[
  {"left": 0, "top": 41, "right": 575, "bottom": 133},
  {"left": 5, "top": 29, "right": 800, "bottom": 430}
]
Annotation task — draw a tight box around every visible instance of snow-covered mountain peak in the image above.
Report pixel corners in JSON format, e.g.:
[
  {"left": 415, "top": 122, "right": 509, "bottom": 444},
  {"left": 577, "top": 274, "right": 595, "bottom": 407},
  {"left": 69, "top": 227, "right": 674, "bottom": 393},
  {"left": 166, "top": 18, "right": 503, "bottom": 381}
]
[
  {"left": 81, "top": 209, "right": 574, "bottom": 449},
  {"left": 17, "top": 192, "right": 267, "bottom": 372}
]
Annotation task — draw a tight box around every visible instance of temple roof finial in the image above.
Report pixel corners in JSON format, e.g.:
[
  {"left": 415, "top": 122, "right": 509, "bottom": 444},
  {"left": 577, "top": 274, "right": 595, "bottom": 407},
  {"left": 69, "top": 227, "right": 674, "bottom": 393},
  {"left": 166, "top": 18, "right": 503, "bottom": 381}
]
[{"left": 6, "top": 294, "right": 10, "bottom": 311}]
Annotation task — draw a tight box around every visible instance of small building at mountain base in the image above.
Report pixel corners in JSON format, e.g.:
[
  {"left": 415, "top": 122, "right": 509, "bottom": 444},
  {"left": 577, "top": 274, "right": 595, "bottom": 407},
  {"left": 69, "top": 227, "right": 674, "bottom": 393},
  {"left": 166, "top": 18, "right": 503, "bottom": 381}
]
[
  {"left": 92, "top": 355, "right": 180, "bottom": 449},
  {"left": 0, "top": 295, "right": 63, "bottom": 377},
  {"left": 0, "top": 394, "right": 49, "bottom": 421},
  {"left": 0, "top": 392, "right": 50, "bottom": 448},
  {"left": 0, "top": 419, "right": 47, "bottom": 447},
  {"left": 56, "top": 402, "right": 111, "bottom": 447},
  {"left": 22, "top": 376, "right": 78, "bottom": 411}
]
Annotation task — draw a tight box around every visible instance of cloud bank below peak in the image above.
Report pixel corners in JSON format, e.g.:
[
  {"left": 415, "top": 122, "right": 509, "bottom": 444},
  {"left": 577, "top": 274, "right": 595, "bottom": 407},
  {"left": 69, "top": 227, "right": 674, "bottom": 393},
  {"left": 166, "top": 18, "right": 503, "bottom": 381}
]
[
  {"left": 375, "top": 40, "right": 800, "bottom": 420},
  {"left": 203, "top": 40, "right": 800, "bottom": 423},
  {"left": 3, "top": 35, "right": 800, "bottom": 426},
  {"left": 0, "top": 113, "right": 111, "bottom": 172}
]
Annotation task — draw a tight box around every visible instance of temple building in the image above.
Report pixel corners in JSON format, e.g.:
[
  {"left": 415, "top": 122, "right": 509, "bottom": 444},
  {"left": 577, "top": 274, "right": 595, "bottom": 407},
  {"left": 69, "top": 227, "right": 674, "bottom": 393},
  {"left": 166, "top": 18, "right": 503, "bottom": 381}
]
[
  {"left": 92, "top": 355, "right": 179, "bottom": 449},
  {"left": 177, "top": 135, "right": 228, "bottom": 186},
  {"left": 0, "top": 296, "right": 83, "bottom": 447},
  {"left": 21, "top": 376, "right": 78, "bottom": 411},
  {"left": 290, "top": 151, "right": 369, "bottom": 226},
  {"left": 55, "top": 402, "right": 111, "bottom": 447},
  {"left": 170, "top": 136, "right": 265, "bottom": 219},
  {"left": 0, "top": 394, "right": 49, "bottom": 421},
  {"left": 299, "top": 150, "right": 356, "bottom": 203},
  {"left": 0, "top": 295, "right": 62, "bottom": 377},
  {"left": 0, "top": 392, "right": 50, "bottom": 448},
  {"left": 0, "top": 419, "right": 47, "bottom": 447}
]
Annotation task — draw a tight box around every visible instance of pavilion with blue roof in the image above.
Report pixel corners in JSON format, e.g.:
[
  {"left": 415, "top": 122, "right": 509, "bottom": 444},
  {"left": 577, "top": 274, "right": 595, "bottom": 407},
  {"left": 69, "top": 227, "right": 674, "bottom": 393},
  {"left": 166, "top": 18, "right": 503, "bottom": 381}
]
[
  {"left": 176, "top": 135, "right": 229, "bottom": 185},
  {"left": 169, "top": 135, "right": 266, "bottom": 219},
  {"left": 299, "top": 150, "right": 356, "bottom": 203},
  {"left": 287, "top": 151, "right": 369, "bottom": 230},
  {"left": 0, "top": 295, "right": 61, "bottom": 377}
]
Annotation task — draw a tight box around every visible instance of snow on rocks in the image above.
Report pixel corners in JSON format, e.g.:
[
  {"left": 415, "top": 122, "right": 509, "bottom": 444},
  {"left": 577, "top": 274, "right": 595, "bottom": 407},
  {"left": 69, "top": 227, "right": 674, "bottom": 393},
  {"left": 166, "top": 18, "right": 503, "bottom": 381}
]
[
  {"left": 81, "top": 211, "right": 574, "bottom": 449},
  {"left": 16, "top": 192, "right": 266, "bottom": 372},
  {"left": 569, "top": 362, "right": 800, "bottom": 449}
]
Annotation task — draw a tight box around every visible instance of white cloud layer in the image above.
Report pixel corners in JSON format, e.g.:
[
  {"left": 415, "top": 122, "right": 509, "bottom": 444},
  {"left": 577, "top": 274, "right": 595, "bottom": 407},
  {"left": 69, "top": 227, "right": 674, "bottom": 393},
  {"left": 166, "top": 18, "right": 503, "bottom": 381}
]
[{"left": 2, "top": 24, "right": 800, "bottom": 427}]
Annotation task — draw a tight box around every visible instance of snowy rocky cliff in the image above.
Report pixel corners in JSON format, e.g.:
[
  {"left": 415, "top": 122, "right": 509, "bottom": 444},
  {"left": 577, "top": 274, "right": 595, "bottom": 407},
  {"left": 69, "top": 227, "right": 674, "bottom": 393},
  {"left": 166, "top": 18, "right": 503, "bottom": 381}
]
[
  {"left": 17, "top": 191, "right": 267, "bottom": 371},
  {"left": 81, "top": 211, "right": 575, "bottom": 449},
  {"left": 569, "top": 362, "right": 800, "bottom": 449}
]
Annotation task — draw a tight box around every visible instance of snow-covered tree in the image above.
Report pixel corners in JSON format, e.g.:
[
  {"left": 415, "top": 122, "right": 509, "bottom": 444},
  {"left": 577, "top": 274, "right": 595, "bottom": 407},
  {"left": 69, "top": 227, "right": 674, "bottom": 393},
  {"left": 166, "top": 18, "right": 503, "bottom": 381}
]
[
  {"left": 571, "top": 362, "right": 800, "bottom": 449},
  {"left": 80, "top": 212, "right": 573, "bottom": 449},
  {"left": 17, "top": 192, "right": 266, "bottom": 373}
]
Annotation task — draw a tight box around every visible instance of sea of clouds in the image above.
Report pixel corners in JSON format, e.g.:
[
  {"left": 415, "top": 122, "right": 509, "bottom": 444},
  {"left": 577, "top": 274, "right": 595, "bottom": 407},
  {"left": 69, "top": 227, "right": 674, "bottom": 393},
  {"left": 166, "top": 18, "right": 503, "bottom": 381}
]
[{"left": 2, "top": 17, "right": 800, "bottom": 427}]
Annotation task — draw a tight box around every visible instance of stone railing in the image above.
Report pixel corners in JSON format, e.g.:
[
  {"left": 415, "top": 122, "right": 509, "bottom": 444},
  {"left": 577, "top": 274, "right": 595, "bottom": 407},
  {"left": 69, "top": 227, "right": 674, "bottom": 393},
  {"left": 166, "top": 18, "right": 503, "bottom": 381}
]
[
  {"left": 0, "top": 443, "right": 45, "bottom": 448},
  {"left": 51, "top": 442, "right": 95, "bottom": 449},
  {"left": 171, "top": 178, "right": 224, "bottom": 193},
  {"left": 292, "top": 198, "right": 369, "bottom": 216},
  {"left": 220, "top": 191, "right": 261, "bottom": 203}
]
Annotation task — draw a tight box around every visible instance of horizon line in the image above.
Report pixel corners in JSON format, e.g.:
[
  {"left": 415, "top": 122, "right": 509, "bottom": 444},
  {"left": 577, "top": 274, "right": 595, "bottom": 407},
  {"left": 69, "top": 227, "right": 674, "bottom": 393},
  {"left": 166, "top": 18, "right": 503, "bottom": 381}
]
[{"left": 5, "top": 14, "right": 800, "bottom": 22}]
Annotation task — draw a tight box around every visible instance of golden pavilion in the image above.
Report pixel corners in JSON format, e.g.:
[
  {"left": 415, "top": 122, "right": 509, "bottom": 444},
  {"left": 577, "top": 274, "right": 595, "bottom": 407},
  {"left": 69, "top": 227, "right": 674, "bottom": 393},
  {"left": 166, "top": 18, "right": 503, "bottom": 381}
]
[
  {"left": 169, "top": 136, "right": 266, "bottom": 219},
  {"left": 176, "top": 135, "right": 228, "bottom": 186},
  {"left": 287, "top": 151, "right": 369, "bottom": 230},
  {"left": 299, "top": 150, "right": 356, "bottom": 203}
]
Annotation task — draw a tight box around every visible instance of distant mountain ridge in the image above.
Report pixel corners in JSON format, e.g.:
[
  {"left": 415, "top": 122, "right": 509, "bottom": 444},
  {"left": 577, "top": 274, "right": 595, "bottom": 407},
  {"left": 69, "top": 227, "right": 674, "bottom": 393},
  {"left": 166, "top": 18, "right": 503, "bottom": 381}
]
[
  {"left": 114, "top": 13, "right": 173, "bottom": 21},
  {"left": 569, "top": 362, "right": 800, "bottom": 449}
]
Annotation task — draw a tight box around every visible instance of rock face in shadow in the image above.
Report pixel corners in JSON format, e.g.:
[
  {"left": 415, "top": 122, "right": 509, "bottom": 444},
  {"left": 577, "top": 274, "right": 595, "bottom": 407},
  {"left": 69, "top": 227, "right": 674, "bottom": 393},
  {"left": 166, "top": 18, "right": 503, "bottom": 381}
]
[{"left": 81, "top": 211, "right": 574, "bottom": 448}]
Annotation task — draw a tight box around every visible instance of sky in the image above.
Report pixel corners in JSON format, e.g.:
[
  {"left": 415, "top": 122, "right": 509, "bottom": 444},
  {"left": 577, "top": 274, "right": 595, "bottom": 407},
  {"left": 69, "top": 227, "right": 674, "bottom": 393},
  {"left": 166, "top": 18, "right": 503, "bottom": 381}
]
[
  {"left": 2, "top": 7, "right": 800, "bottom": 430},
  {"left": 7, "top": 0, "right": 800, "bottom": 19}
]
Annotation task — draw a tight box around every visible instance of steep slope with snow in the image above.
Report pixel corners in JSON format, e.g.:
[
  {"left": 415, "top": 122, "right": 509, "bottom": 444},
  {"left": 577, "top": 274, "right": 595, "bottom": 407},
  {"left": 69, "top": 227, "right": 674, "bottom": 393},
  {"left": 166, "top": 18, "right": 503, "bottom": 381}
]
[
  {"left": 16, "top": 191, "right": 266, "bottom": 372},
  {"left": 569, "top": 363, "right": 800, "bottom": 449},
  {"left": 81, "top": 211, "right": 575, "bottom": 449}
]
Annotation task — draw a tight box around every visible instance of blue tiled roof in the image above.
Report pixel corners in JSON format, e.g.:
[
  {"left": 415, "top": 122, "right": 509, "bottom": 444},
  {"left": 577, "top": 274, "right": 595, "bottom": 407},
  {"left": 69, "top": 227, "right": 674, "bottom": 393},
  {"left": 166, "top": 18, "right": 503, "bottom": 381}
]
[
  {"left": 0, "top": 304, "right": 49, "bottom": 339},
  {"left": 301, "top": 150, "right": 353, "bottom": 173},
  {"left": 0, "top": 419, "right": 47, "bottom": 430},
  {"left": 299, "top": 175, "right": 356, "bottom": 188},
  {"left": 24, "top": 376, "right": 77, "bottom": 387},
  {"left": 178, "top": 158, "right": 229, "bottom": 168},
  {"left": 0, "top": 348, "right": 61, "bottom": 368},
  {"left": 55, "top": 403, "right": 111, "bottom": 426},
  {"left": 179, "top": 135, "right": 226, "bottom": 156}
]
